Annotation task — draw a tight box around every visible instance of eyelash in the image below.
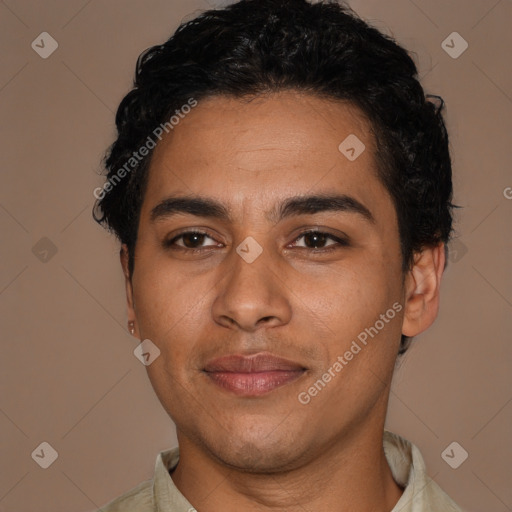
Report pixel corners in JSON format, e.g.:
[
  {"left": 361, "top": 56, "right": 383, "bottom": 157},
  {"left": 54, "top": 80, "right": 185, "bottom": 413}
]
[{"left": 163, "top": 229, "right": 349, "bottom": 253}]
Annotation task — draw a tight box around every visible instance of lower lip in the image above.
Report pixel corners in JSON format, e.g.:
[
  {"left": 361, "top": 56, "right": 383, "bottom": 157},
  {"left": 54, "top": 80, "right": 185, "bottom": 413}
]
[{"left": 205, "top": 370, "right": 305, "bottom": 396}]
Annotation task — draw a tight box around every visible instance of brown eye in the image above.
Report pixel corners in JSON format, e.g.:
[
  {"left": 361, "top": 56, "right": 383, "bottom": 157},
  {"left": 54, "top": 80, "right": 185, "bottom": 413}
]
[
  {"left": 164, "top": 231, "right": 220, "bottom": 250},
  {"left": 292, "top": 230, "right": 349, "bottom": 250},
  {"left": 181, "top": 232, "right": 207, "bottom": 248},
  {"left": 302, "top": 232, "right": 330, "bottom": 249}
]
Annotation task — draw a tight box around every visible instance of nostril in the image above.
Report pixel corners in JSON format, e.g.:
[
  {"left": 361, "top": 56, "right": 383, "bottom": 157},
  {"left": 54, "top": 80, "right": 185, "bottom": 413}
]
[{"left": 258, "top": 316, "right": 276, "bottom": 325}]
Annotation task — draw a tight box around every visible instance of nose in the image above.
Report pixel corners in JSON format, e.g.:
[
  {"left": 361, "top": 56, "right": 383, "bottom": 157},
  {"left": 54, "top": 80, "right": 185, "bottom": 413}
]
[{"left": 211, "top": 245, "right": 292, "bottom": 332}]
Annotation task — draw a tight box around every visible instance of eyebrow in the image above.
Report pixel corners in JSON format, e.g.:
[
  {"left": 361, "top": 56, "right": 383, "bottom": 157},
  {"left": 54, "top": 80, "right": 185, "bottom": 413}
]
[{"left": 150, "top": 193, "right": 375, "bottom": 225}]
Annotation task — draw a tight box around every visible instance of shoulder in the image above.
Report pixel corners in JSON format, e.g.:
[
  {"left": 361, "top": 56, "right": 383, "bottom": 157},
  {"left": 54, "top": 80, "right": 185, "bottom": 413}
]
[
  {"left": 98, "top": 479, "right": 153, "bottom": 512},
  {"left": 97, "top": 447, "right": 181, "bottom": 512},
  {"left": 384, "top": 431, "right": 464, "bottom": 512}
]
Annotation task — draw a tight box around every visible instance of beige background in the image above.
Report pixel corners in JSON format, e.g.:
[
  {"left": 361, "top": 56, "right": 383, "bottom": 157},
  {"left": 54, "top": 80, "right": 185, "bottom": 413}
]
[{"left": 1, "top": 0, "right": 511, "bottom": 511}]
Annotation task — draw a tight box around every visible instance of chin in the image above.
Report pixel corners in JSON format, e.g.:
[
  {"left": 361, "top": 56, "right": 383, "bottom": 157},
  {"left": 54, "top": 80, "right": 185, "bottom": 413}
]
[
  {"left": 200, "top": 425, "right": 309, "bottom": 474},
  {"left": 215, "top": 444, "right": 301, "bottom": 474}
]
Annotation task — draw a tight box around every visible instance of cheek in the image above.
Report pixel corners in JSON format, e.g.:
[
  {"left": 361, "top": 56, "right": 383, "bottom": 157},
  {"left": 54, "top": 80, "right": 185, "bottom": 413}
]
[
  {"left": 131, "top": 256, "right": 211, "bottom": 349},
  {"left": 131, "top": 265, "right": 209, "bottom": 403},
  {"left": 296, "top": 255, "right": 400, "bottom": 337}
]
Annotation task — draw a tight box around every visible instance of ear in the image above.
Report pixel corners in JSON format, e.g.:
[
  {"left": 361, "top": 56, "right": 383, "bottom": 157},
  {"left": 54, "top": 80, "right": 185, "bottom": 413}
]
[
  {"left": 120, "top": 244, "right": 139, "bottom": 338},
  {"left": 402, "top": 243, "right": 446, "bottom": 337}
]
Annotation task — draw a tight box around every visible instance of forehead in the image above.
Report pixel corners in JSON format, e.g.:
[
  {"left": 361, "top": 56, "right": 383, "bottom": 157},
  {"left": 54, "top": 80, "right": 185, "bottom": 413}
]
[{"left": 142, "top": 91, "right": 391, "bottom": 222}]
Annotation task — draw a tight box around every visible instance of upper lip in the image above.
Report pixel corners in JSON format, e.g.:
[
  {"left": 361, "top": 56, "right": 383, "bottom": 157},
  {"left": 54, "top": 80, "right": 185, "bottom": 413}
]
[{"left": 203, "top": 353, "right": 305, "bottom": 373}]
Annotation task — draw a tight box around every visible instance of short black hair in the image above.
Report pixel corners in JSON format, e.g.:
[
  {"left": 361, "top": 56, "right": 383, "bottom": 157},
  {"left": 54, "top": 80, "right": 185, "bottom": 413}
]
[{"left": 93, "top": 0, "right": 454, "bottom": 355}]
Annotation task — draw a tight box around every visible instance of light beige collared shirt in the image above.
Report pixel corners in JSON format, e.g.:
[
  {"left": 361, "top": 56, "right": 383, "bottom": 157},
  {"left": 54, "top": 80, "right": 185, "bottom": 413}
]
[{"left": 98, "top": 430, "right": 462, "bottom": 511}]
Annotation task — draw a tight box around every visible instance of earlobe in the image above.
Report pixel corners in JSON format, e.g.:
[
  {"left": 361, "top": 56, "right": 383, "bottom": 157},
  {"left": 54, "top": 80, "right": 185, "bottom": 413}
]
[
  {"left": 402, "top": 243, "right": 446, "bottom": 337},
  {"left": 120, "top": 244, "right": 138, "bottom": 337}
]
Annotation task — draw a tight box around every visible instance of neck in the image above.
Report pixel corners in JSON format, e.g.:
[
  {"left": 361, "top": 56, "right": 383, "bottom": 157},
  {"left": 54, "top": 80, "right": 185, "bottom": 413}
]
[{"left": 171, "top": 419, "right": 403, "bottom": 512}]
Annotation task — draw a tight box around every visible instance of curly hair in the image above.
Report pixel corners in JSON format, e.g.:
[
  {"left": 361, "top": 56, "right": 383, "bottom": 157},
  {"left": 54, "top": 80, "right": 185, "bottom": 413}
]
[{"left": 93, "top": 0, "right": 454, "bottom": 355}]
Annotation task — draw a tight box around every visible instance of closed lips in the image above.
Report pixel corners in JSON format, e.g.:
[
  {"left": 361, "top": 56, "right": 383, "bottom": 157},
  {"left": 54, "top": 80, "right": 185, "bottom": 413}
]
[{"left": 203, "top": 353, "right": 306, "bottom": 373}]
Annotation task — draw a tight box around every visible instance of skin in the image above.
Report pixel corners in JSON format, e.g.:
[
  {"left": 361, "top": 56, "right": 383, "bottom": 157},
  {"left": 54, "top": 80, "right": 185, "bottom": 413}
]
[{"left": 120, "top": 91, "right": 445, "bottom": 512}]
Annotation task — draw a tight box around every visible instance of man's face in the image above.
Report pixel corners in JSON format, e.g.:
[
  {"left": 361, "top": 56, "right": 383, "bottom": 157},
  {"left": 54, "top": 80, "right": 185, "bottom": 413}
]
[{"left": 126, "top": 91, "right": 406, "bottom": 472}]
